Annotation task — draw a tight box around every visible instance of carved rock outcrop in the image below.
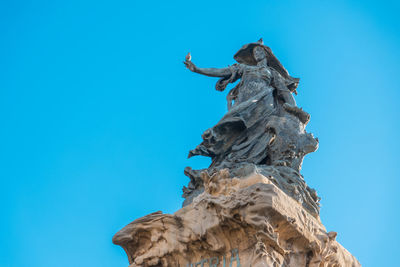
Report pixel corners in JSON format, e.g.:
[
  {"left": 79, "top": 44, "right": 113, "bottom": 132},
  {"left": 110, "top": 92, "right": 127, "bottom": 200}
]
[
  {"left": 183, "top": 164, "right": 320, "bottom": 217},
  {"left": 113, "top": 170, "right": 360, "bottom": 267}
]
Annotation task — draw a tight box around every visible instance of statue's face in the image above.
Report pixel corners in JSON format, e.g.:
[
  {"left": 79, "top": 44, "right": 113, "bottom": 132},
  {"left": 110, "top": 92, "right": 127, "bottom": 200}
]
[{"left": 253, "top": 46, "right": 267, "bottom": 62}]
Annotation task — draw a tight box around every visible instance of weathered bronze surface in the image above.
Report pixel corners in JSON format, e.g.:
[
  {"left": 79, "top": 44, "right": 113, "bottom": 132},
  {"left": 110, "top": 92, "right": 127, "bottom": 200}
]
[{"left": 183, "top": 39, "right": 319, "bottom": 215}]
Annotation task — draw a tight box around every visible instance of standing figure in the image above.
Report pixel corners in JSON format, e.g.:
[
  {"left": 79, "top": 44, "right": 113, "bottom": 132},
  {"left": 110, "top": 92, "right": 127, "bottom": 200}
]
[{"left": 182, "top": 39, "right": 319, "bottom": 213}]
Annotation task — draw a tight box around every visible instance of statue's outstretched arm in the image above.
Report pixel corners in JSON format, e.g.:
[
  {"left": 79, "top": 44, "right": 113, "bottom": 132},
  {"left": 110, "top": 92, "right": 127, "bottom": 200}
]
[
  {"left": 184, "top": 59, "right": 231, "bottom": 78},
  {"left": 194, "top": 66, "right": 232, "bottom": 77}
]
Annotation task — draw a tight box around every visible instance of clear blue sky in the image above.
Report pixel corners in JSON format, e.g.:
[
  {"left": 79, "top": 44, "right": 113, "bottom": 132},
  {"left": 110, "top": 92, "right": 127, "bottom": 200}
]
[{"left": 1, "top": 0, "right": 399, "bottom": 266}]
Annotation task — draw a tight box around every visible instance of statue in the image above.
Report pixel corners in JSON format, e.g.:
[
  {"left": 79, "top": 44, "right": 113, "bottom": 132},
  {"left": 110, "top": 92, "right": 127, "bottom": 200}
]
[
  {"left": 112, "top": 39, "right": 361, "bottom": 267},
  {"left": 183, "top": 39, "right": 320, "bottom": 215}
]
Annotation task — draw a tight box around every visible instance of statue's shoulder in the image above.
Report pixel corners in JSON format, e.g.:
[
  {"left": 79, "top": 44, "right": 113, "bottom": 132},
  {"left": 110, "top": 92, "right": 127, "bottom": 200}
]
[{"left": 229, "top": 63, "right": 247, "bottom": 73}]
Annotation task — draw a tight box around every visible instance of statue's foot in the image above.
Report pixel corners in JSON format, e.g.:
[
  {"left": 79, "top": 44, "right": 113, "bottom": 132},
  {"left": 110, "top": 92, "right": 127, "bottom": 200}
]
[{"left": 283, "top": 103, "right": 310, "bottom": 124}]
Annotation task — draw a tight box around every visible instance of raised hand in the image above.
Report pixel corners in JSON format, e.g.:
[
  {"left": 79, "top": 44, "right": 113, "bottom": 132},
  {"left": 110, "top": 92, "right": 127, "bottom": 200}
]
[
  {"left": 184, "top": 52, "right": 197, "bottom": 72},
  {"left": 183, "top": 60, "right": 196, "bottom": 72}
]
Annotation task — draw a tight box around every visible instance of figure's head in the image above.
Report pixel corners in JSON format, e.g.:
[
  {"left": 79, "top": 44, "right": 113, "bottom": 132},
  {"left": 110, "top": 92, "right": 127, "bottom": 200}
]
[
  {"left": 253, "top": 46, "right": 267, "bottom": 63},
  {"left": 234, "top": 39, "right": 299, "bottom": 91}
]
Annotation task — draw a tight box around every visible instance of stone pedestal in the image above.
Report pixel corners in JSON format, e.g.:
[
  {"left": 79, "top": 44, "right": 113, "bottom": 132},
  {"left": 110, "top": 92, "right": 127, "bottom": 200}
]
[{"left": 113, "top": 170, "right": 360, "bottom": 267}]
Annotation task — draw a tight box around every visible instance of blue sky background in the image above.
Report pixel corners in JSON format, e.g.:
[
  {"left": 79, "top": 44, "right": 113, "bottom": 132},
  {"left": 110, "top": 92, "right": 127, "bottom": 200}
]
[{"left": 1, "top": 0, "right": 399, "bottom": 266}]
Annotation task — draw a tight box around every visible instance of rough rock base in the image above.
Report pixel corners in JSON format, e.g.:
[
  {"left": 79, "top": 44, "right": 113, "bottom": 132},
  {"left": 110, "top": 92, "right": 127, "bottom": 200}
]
[{"left": 113, "top": 170, "right": 360, "bottom": 267}]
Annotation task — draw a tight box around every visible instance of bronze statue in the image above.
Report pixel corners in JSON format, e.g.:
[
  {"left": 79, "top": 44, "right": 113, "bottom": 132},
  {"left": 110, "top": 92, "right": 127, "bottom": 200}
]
[{"left": 182, "top": 39, "right": 320, "bottom": 215}]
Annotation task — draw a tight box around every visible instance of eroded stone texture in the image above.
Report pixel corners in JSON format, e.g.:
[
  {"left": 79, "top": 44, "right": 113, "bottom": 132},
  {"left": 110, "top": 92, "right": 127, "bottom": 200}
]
[
  {"left": 113, "top": 171, "right": 360, "bottom": 267},
  {"left": 183, "top": 163, "right": 320, "bottom": 217}
]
